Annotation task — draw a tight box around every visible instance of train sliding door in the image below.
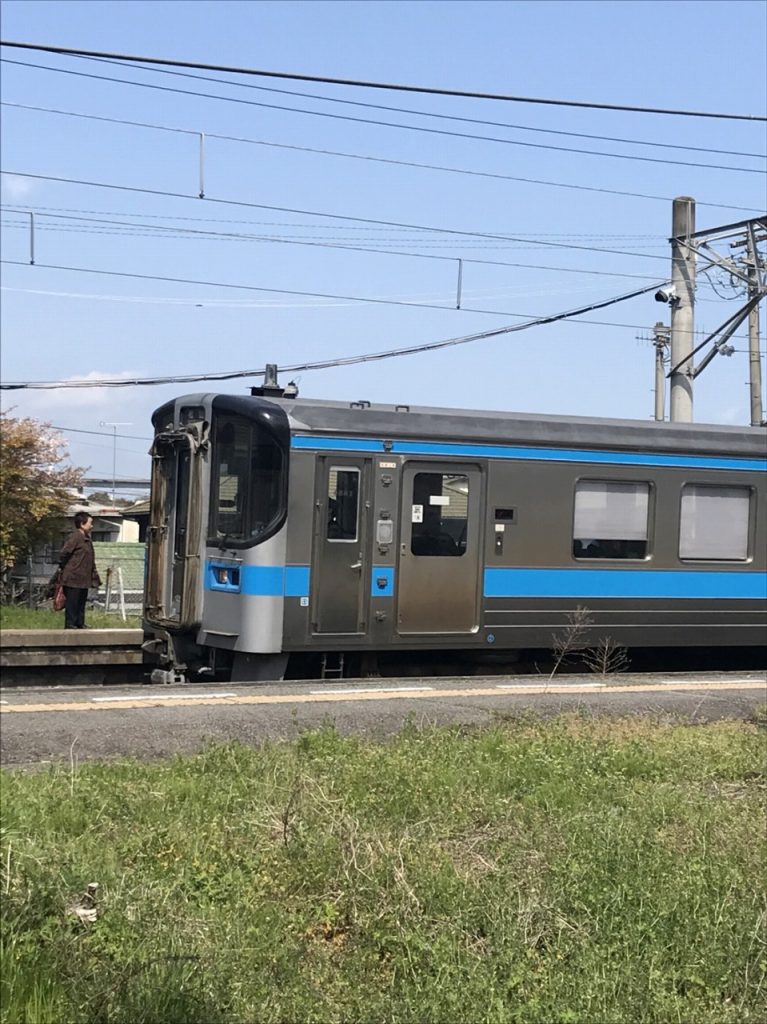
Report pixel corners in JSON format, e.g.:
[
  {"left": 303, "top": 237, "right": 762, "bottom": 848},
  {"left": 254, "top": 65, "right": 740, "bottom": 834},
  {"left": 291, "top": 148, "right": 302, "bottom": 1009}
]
[
  {"left": 397, "top": 463, "right": 483, "bottom": 634},
  {"left": 311, "top": 457, "right": 373, "bottom": 635}
]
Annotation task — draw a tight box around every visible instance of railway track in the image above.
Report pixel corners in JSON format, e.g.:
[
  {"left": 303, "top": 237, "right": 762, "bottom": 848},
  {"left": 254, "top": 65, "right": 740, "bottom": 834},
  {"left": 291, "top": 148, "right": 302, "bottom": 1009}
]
[
  {"left": 2, "top": 669, "right": 764, "bottom": 769},
  {"left": 1, "top": 629, "right": 765, "bottom": 688}
]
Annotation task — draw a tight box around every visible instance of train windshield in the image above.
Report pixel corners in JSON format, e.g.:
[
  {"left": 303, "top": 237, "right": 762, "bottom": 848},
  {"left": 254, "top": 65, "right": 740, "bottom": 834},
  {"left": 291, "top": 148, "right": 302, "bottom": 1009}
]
[{"left": 209, "top": 413, "right": 286, "bottom": 546}]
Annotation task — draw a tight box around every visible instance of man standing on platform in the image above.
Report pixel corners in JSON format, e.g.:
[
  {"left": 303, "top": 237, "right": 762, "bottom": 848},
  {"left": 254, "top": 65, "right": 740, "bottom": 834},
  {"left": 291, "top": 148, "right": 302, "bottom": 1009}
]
[{"left": 58, "top": 512, "right": 101, "bottom": 629}]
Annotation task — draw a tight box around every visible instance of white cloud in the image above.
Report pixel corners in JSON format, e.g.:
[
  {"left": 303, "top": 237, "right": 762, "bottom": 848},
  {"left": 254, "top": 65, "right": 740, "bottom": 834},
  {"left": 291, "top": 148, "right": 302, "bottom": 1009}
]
[
  {"left": 2, "top": 370, "right": 144, "bottom": 420},
  {"left": 710, "top": 405, "right": 747, "bottom": 426},
  {"left": 1, "top": 175, "right": 36, "bottom": 200}
]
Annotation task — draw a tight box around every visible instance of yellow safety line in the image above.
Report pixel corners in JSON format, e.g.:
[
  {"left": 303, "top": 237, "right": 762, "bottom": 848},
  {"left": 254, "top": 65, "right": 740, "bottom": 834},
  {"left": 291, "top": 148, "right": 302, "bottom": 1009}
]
[{"left": 1, "top": 680, "right": 764, "bottom": 714}]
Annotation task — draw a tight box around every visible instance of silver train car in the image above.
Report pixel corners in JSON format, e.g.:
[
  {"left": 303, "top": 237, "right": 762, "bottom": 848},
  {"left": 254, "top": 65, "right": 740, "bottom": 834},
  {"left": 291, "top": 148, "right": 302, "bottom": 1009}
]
[{"left": 143, "top": 386, "right": 767, "bottom": 682}]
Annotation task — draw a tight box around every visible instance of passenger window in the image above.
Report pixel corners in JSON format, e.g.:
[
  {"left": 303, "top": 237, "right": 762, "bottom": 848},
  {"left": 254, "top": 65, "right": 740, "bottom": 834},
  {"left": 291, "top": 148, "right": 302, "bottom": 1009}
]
[
  {"left": 327, "top": 469, "right": 360, "bottom": 541},
  {"left": 679, "top": 484, "right": 750, "bottom": 561},
  {"left": 411, "top": 473, "right": 469, "bottom": 557},
  {"left": 573, "top": 480, "right": 650, "bottom": 559}
]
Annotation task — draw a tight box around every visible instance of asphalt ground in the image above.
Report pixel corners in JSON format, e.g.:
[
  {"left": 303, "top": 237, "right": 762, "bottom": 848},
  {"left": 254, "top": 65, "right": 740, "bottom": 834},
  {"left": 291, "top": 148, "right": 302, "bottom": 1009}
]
[{"left": 1, "top": 671, "right": 765, "bottom": 768}]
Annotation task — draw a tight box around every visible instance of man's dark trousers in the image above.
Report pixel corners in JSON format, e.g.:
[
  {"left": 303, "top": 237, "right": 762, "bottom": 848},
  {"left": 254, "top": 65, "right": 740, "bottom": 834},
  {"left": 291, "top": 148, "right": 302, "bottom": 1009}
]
[{"left": 64, "top": 586, "right": 88, "bottom": 629}]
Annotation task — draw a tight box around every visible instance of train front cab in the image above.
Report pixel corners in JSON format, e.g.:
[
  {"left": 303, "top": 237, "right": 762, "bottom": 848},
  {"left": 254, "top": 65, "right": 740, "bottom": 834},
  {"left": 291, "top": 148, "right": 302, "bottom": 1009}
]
[{"left": 143, "top": 395, "right": 291, "bottom": 682}]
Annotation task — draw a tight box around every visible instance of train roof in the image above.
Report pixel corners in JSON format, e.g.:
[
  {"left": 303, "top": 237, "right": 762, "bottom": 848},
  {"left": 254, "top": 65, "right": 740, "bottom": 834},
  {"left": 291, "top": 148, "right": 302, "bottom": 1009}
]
[
  {"left": 271, "top": 396, "right": 766, "bottom": 459},
  {"left": 159, "top": 393, "right": 766, "bottom": 460}
]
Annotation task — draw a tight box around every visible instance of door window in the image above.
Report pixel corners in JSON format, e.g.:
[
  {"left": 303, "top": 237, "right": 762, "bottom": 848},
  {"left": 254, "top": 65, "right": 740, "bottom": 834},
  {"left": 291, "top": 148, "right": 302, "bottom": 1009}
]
[
  {"left": 411, "top": 473, "right": 469, "bottom": 556},
  {"left": 327, "top": 468, "right": 360, "bottom": 541}
]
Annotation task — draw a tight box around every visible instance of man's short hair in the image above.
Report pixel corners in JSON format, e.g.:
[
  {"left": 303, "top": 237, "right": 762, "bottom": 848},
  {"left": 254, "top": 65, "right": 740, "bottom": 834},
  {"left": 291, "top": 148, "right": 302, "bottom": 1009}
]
[{"left": 74, "top": 511, "right": 92, "bottom": 529}]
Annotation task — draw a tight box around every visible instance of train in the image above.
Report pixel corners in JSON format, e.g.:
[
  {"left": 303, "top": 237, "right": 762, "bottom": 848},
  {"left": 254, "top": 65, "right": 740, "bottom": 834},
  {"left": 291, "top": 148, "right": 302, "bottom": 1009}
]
[{"left": 142, "top": 377, "right": 767, "bottom": 683}]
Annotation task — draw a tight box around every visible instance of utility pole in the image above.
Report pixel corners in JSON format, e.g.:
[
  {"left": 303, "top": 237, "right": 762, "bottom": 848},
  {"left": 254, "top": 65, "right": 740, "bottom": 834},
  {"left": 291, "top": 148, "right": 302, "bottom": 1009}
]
[
  {"left": 745, "top": 225, "right": 764, "bottom": 426},
  {"left": 660, "top": 209, "right": 765, "bottom": 424},
  {"left": 99, "top": 421, "right": 132, "bottom": 503},
  {"left": 669, "top": 196, "right": 696, "bottom": 422},
  {"left": 652, "top": 322, "right": 670, "bottom": 421}
]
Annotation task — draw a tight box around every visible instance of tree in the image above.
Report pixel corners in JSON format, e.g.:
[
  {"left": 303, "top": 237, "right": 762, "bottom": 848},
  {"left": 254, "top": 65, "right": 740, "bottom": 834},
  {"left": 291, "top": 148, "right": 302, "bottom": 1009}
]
[
  {"left": 87, "top": 491, "right": 132, "bottom": 508},
  {"left": 0, "top": 411, "right": 85, "bottom": 571},
  {"left": 87, "top": 491, "right": 114, "bottom": 506}
]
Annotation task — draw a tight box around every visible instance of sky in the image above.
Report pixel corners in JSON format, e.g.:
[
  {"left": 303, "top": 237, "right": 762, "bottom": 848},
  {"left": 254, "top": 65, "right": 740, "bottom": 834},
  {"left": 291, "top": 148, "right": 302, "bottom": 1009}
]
[{"left": 1, "top": 0, "right": 765, "bottom": 490}]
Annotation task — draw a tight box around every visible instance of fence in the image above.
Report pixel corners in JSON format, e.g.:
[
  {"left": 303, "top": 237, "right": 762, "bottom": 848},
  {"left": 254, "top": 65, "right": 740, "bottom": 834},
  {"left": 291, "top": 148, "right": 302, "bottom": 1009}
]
[
  {"left": 93, "top": 543, "right": 146, "bottom": 620},
  {"left": 3, "top": 543, "right": 147, "bottom": 620}
]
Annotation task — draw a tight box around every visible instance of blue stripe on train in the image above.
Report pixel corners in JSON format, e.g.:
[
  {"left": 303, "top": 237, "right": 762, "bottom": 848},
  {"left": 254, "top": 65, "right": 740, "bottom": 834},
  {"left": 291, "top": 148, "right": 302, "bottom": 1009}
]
[
  {"left": 206, "top": 564, "right": 766, "bottom": 601},
  {"left": 291, "top": 435, "right": 766, "bottom": 473},
  {"left": 205, "top": 563, "right": 311, "bottom": 598},
  {"left": 483, "top": 567, "right": 767, "bottom": 600}
]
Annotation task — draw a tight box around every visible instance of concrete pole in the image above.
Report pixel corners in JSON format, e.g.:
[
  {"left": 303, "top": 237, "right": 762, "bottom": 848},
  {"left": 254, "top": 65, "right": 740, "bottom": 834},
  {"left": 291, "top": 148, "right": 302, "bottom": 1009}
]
[
  {"left": 653, "top": 322, "right": 668, "bottom": 421},
  {"left": 669, "top": 197, "right": 696, "bottom": 422},
  {"left": 111, "top": 425, "right": 117, "bottom": 504},
  {"left": 746, "top": 230, "right": 764, "bottom": 427}
]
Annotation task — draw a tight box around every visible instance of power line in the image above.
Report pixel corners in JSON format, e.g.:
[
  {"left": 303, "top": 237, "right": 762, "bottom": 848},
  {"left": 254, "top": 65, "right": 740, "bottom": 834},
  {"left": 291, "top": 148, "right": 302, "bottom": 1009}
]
[
  {"left": 1, "top": 210, "right": 665, "bottom": 281},
  {"left": 51, "top": 424, "right": 152, "bottom": 441},
  {"left": 56, "top": 437, "right": 150, "bottom": 456},
  {"left": 1, "top": 60, "right": 762, "bottom": 175},
  {"left": 62, "top": 54, "right": 767, "bottom": 160},
  {"left": 0, "top": 280, "right": 667, "bottom": 390},
  {"left": 0, "top": 170, "right": 676, "bottom": 262},
  {"left": 2, "top": 40, "right": 764, "bottom": 121}
]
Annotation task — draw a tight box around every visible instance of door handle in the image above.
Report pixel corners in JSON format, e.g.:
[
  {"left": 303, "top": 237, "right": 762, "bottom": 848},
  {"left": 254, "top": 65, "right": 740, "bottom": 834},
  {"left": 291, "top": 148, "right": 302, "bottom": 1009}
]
[{"left": 350, "top": 561, "right": 362, "bottom": 572}]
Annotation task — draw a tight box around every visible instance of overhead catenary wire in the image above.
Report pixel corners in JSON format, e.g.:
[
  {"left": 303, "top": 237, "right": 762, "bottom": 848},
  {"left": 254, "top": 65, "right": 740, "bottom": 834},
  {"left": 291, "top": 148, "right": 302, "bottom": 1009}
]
[
  {"left": 1, "top": 216, "right": 671, "bottom": 252},
  {"left": 0, "top": 280, "right": 735, "bottom": 311},
  {"left": 0, "top": 211, "right": 668, "bottom": 281},
  {"left": 2, "top": 40, "right": 765, "bottom": 121},
  {"left": 0, "top": 204, "right": 675, "bottom": 238},
  {"left": 0, "top": 170, "right": 680, "bottom": 262},
  {"left": 2, "top": 102, "right": 760, "bottom": 216},
  {"left": 0, "top": 258, "right": 671, "bottom": 325},
  {"left": 0, "top": 280, "right": 679, "bottom": 391},
  {"left": 2, "top": 60, "right": 762, "bottom": 175}
]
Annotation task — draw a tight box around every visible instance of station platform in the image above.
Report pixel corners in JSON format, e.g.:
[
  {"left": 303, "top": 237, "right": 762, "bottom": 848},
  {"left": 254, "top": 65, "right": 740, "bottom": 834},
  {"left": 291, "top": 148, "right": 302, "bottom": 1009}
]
[
  {"left": 1, "top": 630, "right": 144, "bottom": 684},
  {"left": 1, "top": 626, "right": 143, "bottom": 667}
]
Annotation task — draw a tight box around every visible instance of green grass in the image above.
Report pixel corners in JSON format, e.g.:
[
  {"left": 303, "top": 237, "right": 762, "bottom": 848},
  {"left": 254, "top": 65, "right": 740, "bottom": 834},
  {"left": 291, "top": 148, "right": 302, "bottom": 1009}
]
[
  {"left": 2, "top": 717, "right": 765, "bottom": 1023},
  {"left": 0, "top": 606, "right": 141, "bottom": 630}
]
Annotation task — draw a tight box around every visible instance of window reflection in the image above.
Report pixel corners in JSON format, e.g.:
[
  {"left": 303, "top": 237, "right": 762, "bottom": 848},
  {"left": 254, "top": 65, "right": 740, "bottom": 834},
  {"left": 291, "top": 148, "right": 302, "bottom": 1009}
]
[
  {"left": 411, "top": 473, "right": 469, "bottom": 557},
  {"left": 327, "top": 469, "right": 359, "bottom": 541}
]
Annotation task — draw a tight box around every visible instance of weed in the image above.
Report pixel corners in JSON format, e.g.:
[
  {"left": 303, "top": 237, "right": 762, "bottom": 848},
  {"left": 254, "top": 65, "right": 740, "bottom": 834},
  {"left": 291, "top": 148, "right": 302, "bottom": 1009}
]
[
  {"left": 583, "top": 635, "right": 630, "bottom": 677},
  {"left": 0, "top": 606, "right": 141, "bottom": 630},
  {"left": 1, "top": 717, "right": 766, "bottom": 1023},
  {"left": 548, "top": 605, "right": 593, "bottom": 680}
]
